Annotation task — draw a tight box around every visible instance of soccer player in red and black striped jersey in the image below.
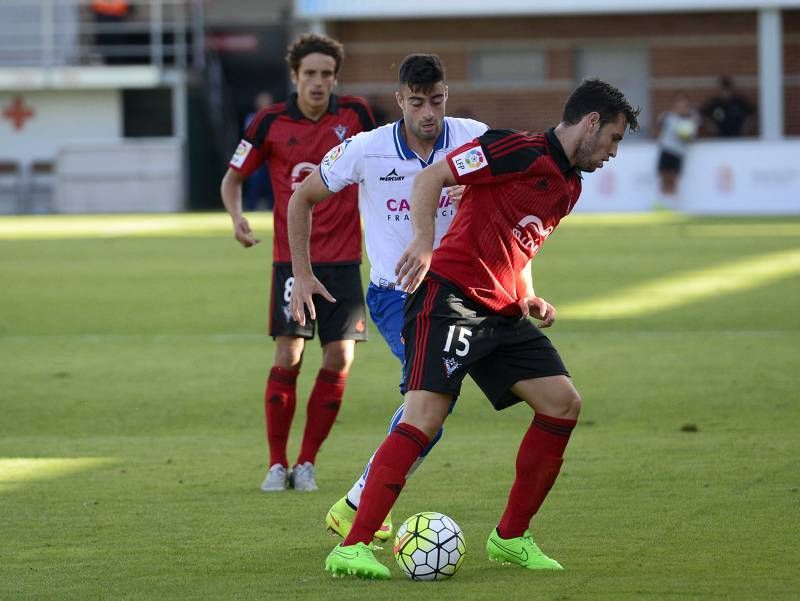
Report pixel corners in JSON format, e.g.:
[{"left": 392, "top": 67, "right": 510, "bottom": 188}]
[
  {"left": 221, "top": 33, "right": 376, "bottom": 493},
  {"left": 324, "top": 79, "right": 639, "bottom": 579}
]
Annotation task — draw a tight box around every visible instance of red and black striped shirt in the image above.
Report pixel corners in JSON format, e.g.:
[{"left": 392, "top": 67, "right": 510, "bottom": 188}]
[
  {"left": 432, "top": 127, "right": 582, "bottom": 316},
  {"left": 229, "top": 93, "right": 375, "bottom": 264}
]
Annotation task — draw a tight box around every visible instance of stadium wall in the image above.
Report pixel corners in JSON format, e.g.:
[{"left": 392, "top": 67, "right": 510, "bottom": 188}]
[
  {"left": 0, "top": 89, "right": 120, "bottom": 164},
  {"left": 328, "top": 10, "right": 800, "bottom": 136}
]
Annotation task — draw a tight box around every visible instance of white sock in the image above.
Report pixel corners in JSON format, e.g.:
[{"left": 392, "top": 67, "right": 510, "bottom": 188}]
[{"left": 345, "top": 401, "right": 428, "bottom": 508}]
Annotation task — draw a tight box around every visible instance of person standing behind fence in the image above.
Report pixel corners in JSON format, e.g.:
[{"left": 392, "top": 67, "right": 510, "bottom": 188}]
[
  {"left": 90, "top": 0, "right": 132, "bottom": 65},
  {"left": 653, "top": 92, "right": 699, "bottom": 209},
  {"left": 700, "top": 76, "right": 756, "bottom": 137}
]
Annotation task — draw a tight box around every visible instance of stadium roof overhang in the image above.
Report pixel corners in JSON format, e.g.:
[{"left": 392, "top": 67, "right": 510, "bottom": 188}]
[{"left": 295, "top": 0, "right": 800, "bottom": 20}]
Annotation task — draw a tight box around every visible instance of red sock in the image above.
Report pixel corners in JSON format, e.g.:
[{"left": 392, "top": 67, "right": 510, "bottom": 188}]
[
  {"left": 343, "top": 423, "right": 429, "bottom": 546},
  {"left": 296, "top": 368, "right": 348, "bottom": 466},
  {"left": 264, "top": 366, "right": 299, "bottom": 468},
  {"left": 496, "top": 413, "right": 577, "bottom": 539}
]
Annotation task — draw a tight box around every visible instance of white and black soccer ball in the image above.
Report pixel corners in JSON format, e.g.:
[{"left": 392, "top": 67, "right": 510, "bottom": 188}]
[{"left": 393, "top": 511, "right": 466, "bottom": 580}]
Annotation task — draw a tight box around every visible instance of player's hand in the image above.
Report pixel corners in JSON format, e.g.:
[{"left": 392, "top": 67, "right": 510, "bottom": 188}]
[
  {"left": 519, "top": 296, "right": 556, "bottom": 328},
  {"left": 445, "top": 185, "right": 466, "bottom": 207},
  {"left": 290, "top": 273, "right": 335, "bottom": 326},
  {"left": 395, "top": 239, "right": 433, "bottom": 293},
  {"left": 233, "top": 216, "right": 261, "bottom": 248}
]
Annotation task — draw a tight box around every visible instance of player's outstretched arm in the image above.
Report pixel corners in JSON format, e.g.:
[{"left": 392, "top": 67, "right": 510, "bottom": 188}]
[
  {"left": 396, "top": 160, "right": 456, "bottom": 292},
  {"left": 221, "top": 168, "right": 260, "bottom": 248},
  {"left": 288, "top": 168, "right": 336, "bottom": 326}
]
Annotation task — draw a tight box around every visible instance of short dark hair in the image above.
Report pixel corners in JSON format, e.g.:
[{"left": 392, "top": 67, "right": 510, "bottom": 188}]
[
  {"left": 285, "top": 33, "right": 345, "bottom": 75},
  {"left": 398, "top": 54, "right": 445, "bottom": 94},
  {"left": 562, "top": 78, "right": 640, "bottom": 133}
]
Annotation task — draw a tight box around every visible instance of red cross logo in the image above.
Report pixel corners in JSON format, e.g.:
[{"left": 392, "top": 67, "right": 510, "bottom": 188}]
[{"left": 3, "top": 96, "right": 35, "bottom": 131}]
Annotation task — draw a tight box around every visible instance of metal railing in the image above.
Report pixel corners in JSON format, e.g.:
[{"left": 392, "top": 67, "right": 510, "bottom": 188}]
[{"left": 0, "top": 0, "right": 205, "bottom": 70}]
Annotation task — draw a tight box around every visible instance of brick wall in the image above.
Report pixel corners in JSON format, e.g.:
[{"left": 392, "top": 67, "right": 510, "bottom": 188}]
[{"left": 327, "top": 10, "right": 800, "bottom": 136}]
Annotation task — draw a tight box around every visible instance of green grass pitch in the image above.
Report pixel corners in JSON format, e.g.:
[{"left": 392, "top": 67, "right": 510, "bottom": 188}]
[{"left": 1, "top": 213, "right": 798, "bottom": 600}]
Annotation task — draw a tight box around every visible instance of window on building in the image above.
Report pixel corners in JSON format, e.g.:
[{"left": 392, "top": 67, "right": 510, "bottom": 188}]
[
  {"left": 574, "top": 47, "right": 650, "bottom": 137},
  {"left": 123, "top": 88, "right": 173, "bottom": 137},
  {"left": 470, "top": 49, "right": 547, "bottom": 86}
]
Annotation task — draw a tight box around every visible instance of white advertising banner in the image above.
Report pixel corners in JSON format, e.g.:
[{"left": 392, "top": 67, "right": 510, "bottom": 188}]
[
  {"left": 680, "top": 140, "right": 800, "bottom": 215},
  {"left": 577, "top": 140, "right": 800, "bottom": 215}
]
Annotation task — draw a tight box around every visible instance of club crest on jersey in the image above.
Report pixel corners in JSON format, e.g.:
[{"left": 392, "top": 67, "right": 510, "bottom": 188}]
[
  {"left": 333, "top": 124, "right": 348, "bottom": 141},
  {"left": 443, "top": 356, "right": 461, "bottom": 378},
  {"left": 230, "top": 140, "right": 252, "bottom": 168},
  {"left": 452, "top": 147, "right": 486, "bottom": 176},
  {"left": 513, "top": 215, "right": 553, "bottom": 255}
]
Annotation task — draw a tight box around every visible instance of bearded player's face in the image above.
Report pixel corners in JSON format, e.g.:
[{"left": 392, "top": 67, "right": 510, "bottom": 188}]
[
  {"left": 396, "top": 82, "right": 448, "bottom": 143},
  {"left": 574, "top": 112, "right": 626, "bottom": 172}
]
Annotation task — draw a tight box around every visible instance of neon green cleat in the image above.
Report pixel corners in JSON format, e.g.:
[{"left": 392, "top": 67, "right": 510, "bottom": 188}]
[
  {"left": 325, "top": 542, "right": 391, "bottom": 580},
  {"left": 486, "top": 529, "right": 564, "bottom": 570},
  {"left": 325, "top": 496, "right": 393, "bottom": 542}
]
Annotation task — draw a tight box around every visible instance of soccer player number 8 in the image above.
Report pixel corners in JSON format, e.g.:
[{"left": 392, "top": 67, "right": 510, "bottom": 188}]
[{"left": 284, "top": 277, "right": 294, "bottom": 303}]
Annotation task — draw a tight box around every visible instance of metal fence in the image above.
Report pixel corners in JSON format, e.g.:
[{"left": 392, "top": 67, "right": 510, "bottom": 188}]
[{"left": 0, "top": 0, "right": 205, "bottom": 70}]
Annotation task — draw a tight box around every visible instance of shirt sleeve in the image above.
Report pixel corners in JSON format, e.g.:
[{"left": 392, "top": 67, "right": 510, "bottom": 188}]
[
  {"left": 469, "top": 118, "right": 490, "bottom": 137},
  {"left": 318, "top": 132, "right": 365, "bottom": 193},
  {"left": 446, "top": 128, "right": 544, "bottom": 186},
  {"left": 228, "top": 110, "right": 272, "bottom": 177}
]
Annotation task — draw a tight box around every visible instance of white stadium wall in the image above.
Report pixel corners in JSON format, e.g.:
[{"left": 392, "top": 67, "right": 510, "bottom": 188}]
[
  {"left": 1, "top": 87, "right": 184, "bottom": 213},
  {"left": 54, "top": 140, "right": 184, "bottom": 214},
  {"left": 577, "top": 140, "right": 800, "bottom": 214},
  {"left": 0, "top": 89, "right": 120, "bottom": 165}
]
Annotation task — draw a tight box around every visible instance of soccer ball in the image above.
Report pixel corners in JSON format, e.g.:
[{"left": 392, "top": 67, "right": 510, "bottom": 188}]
[{"left": 393, "top": 512, "right": 466, "bottom": 580}]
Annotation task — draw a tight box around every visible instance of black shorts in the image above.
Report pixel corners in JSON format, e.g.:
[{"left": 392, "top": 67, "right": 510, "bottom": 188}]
[
  {"left": 270, "top": 263, "right": 368, "bottom": 344},
  {"left": 657, "top": 149, "right": 683, "bottom": 173},
  {"left": 402, "top": 275, "right": 569, "bottom": 410}
]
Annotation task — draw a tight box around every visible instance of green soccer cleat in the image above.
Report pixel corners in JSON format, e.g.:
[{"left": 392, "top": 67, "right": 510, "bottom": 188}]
[
  {"left": 486, "top": 529, "right": 564, "bottom": 570},
  {"left": 325, "top": 496, "right": 393, "bottom": 542},
  {"left": 325, "top": 542, "right": 391, "bottom": 580}
]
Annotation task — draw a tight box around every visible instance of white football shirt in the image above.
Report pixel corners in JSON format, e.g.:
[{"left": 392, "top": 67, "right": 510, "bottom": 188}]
[{"left": 319, "top": 117, "right": 488, "bottom": 289}]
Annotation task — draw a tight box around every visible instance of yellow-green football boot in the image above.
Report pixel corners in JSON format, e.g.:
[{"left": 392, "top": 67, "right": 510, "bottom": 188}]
[
  {"left": 486, "top": 528, "right": 563, "bottom": 570},
  {"left": 325, "top": 542, "right": 391, "bottom": 580},
  {"left": 325, "top": 496, "right": 393, "bottom": 542}
]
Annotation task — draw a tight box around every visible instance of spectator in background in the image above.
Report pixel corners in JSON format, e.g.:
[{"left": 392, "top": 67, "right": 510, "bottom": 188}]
[
  {"left": 90, "top": 0, "right": 132, "bottom": 65},
  {"left": 700, "top": 76, "right": 756, "bottom": 137},
  {"left": 653, "top": 91, "right": 699, "bottom": 208},
  {"left": 243, "top": 92, "right": 275, "bottom": 211}
]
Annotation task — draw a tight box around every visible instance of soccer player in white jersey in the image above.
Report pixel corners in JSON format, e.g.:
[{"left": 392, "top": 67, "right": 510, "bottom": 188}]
[{"left": 287, "top": 54, "right": 488, "bottom": 540}]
